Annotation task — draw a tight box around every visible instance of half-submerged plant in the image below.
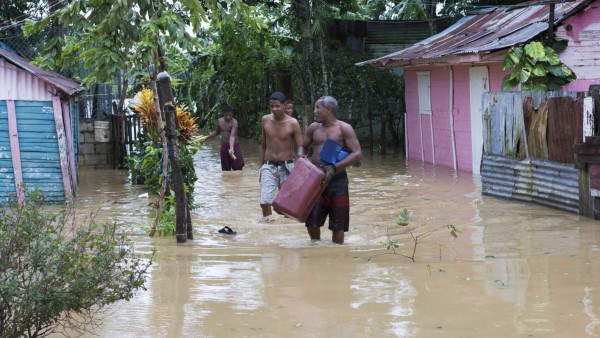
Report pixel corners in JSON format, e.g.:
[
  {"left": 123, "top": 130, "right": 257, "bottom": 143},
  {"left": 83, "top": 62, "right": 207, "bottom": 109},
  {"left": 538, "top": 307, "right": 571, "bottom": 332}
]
[
  {"left": 0, "top": 190, "right": 153, "bottom": 337},
  {"left": 371, "top": 208, "right": 458, "bottom": 262}
]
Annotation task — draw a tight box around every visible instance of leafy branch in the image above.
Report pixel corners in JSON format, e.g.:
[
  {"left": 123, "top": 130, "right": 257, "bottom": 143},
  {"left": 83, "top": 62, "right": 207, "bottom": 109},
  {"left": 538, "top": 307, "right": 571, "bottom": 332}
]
[{"left": 369, "top": 208, "right": 458, "bottom": 262}]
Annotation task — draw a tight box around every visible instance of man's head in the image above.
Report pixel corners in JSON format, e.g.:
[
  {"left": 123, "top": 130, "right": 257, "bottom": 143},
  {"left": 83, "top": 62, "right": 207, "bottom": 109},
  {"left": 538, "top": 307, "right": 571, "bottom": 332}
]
[
  {"left": 314, "top": 96, "right": 338, "bottom": 123},
  {"left": 269, "top": 92, "right": 287, "bottom": 117},
  {"left": 284, "top": 99, "right": 294, "bottom": 117},
  {"left": 223, "top": 105, "right": 234, "bottom": 122}
]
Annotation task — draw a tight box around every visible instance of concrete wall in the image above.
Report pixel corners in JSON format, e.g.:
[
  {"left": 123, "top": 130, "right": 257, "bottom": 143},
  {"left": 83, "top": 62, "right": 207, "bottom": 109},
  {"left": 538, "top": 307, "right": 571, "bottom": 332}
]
[{"left": 78, "top": 119, "right": 114, "bottom": 169}]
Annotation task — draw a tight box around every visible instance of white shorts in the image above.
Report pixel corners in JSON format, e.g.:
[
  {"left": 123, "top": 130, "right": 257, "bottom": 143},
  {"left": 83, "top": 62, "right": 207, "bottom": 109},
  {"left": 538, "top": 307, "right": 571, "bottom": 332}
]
[{"left": 259, "top": 161, "right": 294, "bottom": 205}]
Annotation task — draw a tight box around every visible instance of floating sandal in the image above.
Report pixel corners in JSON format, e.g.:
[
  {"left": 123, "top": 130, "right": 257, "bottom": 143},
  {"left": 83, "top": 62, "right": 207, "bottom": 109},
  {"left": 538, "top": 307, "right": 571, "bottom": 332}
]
[{"left": 218, "top": 226, "right": 237, "bottom": 235}]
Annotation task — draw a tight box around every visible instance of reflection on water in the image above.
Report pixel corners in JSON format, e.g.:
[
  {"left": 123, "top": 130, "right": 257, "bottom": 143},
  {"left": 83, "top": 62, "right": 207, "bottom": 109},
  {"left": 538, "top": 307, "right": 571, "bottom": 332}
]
[{"left": 57, "top": 138, "right": 600, "bottom": 338}]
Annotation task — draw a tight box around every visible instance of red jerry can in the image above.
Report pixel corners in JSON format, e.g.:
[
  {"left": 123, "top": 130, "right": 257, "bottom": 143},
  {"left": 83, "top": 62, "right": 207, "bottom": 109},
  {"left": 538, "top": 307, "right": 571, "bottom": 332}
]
[{"left": 273, "top": 157, "right": 325, "bottom": 222}]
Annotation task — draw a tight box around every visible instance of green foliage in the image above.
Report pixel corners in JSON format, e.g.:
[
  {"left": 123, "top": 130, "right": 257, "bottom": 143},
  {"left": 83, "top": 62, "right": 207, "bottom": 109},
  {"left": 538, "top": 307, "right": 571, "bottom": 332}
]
[
  {"left": 502, "top": 39, "right": 576, "bottom": 91},
  {"left": 125, "top": 141, "right": 198, "bottom": 207},
  {"left": 127, "top": 141, "right": 198, "bottom": 201},
  {"left": 0, "top": 189, "right": 153, "bottom": 337},
  {"left": 396, "top": 208, "right": 412, "bottom": 226},
  {"left": 372, "top": 208, "right": 459, "bottom": 262},
  {"left": 150, "top": 195, "right": 176, "bottom": 236},
  {"left": 23, "top": 0, "right": 266, "bottom": 88}
]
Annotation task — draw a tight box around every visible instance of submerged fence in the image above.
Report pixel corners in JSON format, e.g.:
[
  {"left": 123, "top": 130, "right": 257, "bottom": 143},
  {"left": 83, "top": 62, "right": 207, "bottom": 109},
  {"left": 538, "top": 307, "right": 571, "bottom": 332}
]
[{"left": 480, "top": 91, "right": 585, "bottom": 213}]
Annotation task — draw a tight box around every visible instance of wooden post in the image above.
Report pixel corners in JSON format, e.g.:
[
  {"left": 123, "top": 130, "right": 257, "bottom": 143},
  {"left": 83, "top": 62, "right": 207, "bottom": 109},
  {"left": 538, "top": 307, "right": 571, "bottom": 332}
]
[
  {"left": 156, "top": 71, "right": 189, "bottom": 243},
  {"left": 547, "top": 4, "right": 555, "bottom": 42}
]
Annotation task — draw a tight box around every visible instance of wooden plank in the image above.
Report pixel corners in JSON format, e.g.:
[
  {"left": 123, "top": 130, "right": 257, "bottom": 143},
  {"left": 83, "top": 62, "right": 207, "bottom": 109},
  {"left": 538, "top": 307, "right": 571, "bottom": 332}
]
[
  {"left": 12, "top": 112, "right": 55, "bottom": 121},
  {"left": 22, "top": 172, "right": 64, "bottom": 180},
  {"left": 20, "top": 163, "right": 61, "bottom": 170},
  {"left": 19, "top": 152, "right": 61, "bottom": 161},
  {"left": 11, "top": 144, "right": 59, "bottom": 153},
  {"left": 52, "top": 96, "right": 72, "bottom": 202},
  {"left": 6, "top": 100, "right": 23, "bottom": 204},
  {"left": 62, "top": 100, "right": 77, "bottom": 191},
  {"left": 517, "top": 95, "right": 529, "bottom": 159},
  {"left": 14, "top": 100, "right": 55, "bottom": 107},
  {"left": 547, "top": 96, "right": 578, "bottom": 164},
  {"left": 525, "top": 98, "right": 549, "bottom": 159}
]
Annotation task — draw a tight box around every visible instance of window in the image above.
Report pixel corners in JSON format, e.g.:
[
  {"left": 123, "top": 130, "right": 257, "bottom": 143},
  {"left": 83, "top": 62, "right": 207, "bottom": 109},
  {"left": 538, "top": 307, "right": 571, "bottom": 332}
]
[{"left": 417, "top": 71, "right": 431, "bottom": 115}]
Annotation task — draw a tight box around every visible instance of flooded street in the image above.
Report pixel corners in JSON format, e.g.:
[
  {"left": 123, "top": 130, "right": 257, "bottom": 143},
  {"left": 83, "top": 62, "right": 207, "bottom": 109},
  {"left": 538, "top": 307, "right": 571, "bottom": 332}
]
[{"left": 67, "top": 139, "right": 600, "bottom": 338}]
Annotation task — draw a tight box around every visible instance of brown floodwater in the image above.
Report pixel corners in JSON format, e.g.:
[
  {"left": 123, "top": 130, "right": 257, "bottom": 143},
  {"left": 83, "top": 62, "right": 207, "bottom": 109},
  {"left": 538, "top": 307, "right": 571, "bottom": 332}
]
[{"left": 62, "top": 139, "right": 600, "bottom": 338}]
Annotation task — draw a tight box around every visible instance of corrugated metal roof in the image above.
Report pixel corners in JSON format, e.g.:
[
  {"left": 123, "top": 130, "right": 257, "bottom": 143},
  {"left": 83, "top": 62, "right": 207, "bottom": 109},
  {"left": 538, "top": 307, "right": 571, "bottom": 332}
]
[
  {"left": 357, "top": 0, "right": 593, "bottom": 67},
  {"left": 0, "top": 47, "right": 83, "bottom": 96}
]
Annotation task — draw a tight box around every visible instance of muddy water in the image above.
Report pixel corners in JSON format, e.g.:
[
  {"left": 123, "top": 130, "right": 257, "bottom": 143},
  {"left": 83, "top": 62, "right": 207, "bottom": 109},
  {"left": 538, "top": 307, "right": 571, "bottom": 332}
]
[{"left": 67, "top": 139, "right": 600, "bottom": 338}]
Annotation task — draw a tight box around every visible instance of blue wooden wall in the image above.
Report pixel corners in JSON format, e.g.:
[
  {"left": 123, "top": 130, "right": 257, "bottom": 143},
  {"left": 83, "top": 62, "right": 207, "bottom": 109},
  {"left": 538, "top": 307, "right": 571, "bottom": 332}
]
[{"left": 0, "top": 100, "right": 65, "bottom": 204}]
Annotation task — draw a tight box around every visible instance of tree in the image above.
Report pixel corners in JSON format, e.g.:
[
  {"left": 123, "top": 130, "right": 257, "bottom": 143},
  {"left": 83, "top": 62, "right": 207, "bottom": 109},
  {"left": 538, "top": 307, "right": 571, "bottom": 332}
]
[
  {"left": 24, "top": 0, "right": 265, "bottom": 243},
  {"left": 0, "top": 190, "right": 153, "bottom": 337}
]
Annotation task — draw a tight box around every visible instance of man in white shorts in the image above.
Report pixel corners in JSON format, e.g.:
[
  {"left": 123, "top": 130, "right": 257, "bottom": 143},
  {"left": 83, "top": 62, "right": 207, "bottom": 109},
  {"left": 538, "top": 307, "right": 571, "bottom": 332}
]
[{"left": 259, "top": 92, "right": 303, "bottom": 217}]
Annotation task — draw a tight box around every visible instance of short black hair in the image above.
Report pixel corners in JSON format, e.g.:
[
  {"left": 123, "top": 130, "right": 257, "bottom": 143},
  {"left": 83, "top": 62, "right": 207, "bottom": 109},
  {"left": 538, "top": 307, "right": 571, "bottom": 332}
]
[
  {"left": 285, "top": 99, "right": 294, "bottom": 105},
  {"left": 270, "top": 91, "right": 286, "bottom": 103},
  {"left": 223, "top": 105, "right": 233, "bottom": 113}
]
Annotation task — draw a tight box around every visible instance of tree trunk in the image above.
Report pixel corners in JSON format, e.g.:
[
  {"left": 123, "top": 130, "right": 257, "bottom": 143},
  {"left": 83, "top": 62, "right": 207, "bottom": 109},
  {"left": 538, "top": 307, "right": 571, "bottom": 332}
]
[
  {"left": 116, "top": 68, "right": 129, "bottom": 168},
  {"left": 364, "top": 82, "right": 373, "bottom": 156},
  {"left": 156, "top": 72, "right": 189, "bottom": 243},
  {"left": 319, "top": 37, "right": 328, "bottom": 95},
  {"left": 380, "top": 112, "right": 387, "bottom": 155},
  {"left": 293, "top": 0, "right": 316, "bottom": 124}
]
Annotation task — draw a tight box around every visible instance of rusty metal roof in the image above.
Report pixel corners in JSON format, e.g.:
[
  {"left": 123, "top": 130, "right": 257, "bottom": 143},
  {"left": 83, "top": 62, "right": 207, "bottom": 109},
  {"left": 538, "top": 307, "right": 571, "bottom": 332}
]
[
  {"left": 0, "top": 47, "right": 84, "bottom": 96},
  {"left": 356, "top": 0, "right": 593, "bottom": 67}
]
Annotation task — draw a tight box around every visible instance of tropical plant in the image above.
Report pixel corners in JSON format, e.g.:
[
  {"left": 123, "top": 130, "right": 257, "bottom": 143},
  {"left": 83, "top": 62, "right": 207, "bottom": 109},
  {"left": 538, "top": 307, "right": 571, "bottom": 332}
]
[
  {"left": 125, "top": 141, "right": 197, "bottom": 204},
  {"left": 0, "top": 189, "right": 153, "bottom": 337},
  {"left": 502, "top": 39, "right": 576, "bottom": 91},
  {"left": 130, "top": 87, "right": 197, "bottom": 145}
]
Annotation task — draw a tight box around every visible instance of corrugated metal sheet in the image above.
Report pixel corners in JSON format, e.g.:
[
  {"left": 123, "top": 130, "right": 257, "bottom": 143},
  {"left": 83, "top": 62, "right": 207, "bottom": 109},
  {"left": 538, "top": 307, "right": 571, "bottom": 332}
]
[
  {"left": 0, "top": 47, "right": 83, "bottom": 96},
  {"left": 357, "top": 0, "right": 593, "bottom": 67},
  {"left": 0, "top": 58, "right": 54, "bottom": 101},
  {"left": 481, "top": 154, "right": 579, "bottom": 213}
]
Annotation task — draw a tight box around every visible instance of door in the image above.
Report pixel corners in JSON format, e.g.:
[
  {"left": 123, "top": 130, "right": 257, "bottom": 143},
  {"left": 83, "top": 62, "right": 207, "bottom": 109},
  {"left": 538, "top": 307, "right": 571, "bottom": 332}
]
[{"left": 469, "top": 66, "right": 489, "bottom": 174}]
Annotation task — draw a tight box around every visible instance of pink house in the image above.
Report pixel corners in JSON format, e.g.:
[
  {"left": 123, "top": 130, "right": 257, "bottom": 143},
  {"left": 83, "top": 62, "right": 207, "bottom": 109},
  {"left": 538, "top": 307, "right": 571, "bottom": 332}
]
[{"left": 357, "top": 0, "right": 600, "bottom": 174}]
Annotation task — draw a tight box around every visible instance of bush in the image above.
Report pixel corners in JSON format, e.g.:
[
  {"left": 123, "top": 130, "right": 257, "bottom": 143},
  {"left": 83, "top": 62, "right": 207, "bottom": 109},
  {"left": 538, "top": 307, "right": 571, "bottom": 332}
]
[{"left": 0, "top": 190, "right": 153, "bottom": 337}]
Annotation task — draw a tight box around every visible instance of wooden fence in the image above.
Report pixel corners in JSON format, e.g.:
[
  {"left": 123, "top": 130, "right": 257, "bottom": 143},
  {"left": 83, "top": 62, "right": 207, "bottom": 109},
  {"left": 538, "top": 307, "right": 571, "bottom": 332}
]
[{"left": 480, "top": 91, "right": 585, "bottom": 213}]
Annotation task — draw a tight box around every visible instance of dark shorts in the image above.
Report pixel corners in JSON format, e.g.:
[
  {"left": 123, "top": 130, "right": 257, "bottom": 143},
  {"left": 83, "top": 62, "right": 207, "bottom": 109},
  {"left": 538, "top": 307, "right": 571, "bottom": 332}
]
[
  {"left": 305, "top": 171, "right": 350, "bottom": 232},
  {"left": 220, "top": 143, "right": 244, "bottom": 171}
]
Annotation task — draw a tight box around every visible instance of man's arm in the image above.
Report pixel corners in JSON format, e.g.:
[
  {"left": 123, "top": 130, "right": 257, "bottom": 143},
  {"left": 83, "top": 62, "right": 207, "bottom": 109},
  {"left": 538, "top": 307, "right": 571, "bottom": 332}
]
[
  {"left": 259, "top": 115, "right": 267, "bottom": 164},
  {"left": 228, "top": 120, "right": 239, "bottom": 159},
  {"left": 204, "top": 121, "right": 221, "bottom": 142},
  {"left": 292, "top": 120, "right": 302, "bottom": 159},
  {"left": 335, "top": 123, "right": 362, "bottom": 171},
  {"left": 229, "top": 120, "right": 238, "bottom": 149},
  {"left": 297, "top": 123, "right": 314, "bottom": 158}
]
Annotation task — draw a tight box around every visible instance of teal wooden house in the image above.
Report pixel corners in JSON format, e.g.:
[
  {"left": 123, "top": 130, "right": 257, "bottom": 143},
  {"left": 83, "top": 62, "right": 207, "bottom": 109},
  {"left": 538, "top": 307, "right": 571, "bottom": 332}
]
[{"left": 0, "top": 47, "right": 83, "bottom": 204}]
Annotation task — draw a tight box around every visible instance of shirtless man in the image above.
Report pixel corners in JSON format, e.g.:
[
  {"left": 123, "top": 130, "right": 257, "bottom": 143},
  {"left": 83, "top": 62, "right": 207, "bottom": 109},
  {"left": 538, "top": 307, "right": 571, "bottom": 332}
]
[
  {"left": 204, "top": 106, "right": 245, "bottom": 171},
  {"left": 260, "top": 92, "right": 303, "bottom": 217},
  {"left": 284, "top": 99, "right": 295, "bottom": 117},
  {"left": 297, "top": 96, "right": 362, "bottom": 244}
]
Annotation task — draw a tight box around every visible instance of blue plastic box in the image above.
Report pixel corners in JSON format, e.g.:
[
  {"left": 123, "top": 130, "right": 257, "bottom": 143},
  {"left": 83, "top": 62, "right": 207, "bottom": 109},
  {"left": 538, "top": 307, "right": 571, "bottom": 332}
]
[{"left": 320, "top": 139, "right": 349, "bottom": 166}]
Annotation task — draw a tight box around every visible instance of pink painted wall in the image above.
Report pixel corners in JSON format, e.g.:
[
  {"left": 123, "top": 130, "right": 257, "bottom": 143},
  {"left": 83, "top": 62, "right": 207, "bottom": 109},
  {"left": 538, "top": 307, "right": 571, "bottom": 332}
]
[
  {"left": 557, "top": 3, "right": 600, "bottom": 90},
  {"left": 405, "top": 63, "right": 510, "bottom": 173}
]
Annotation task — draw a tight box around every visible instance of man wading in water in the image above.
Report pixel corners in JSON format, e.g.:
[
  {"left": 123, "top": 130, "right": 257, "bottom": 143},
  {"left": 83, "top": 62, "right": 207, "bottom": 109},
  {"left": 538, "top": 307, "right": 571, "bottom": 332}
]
[
  {"left": 259, "top": 92, "right": 303, "bottom": 219},
  {"left": 204, "top": 106, "right": 245, "bottom": 171},
  {"left": 297, "top": 96, "right": 362, "bottom": 244}
]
